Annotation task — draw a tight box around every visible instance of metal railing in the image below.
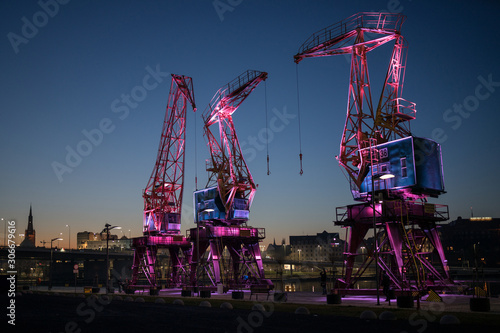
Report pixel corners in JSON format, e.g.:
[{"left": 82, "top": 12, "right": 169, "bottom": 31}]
[
  {"left": 204, "top": 70, "right": 267, "bottom": 121},
  {"left": 392, "top": 98, "right": 416, "bottom": 120},
  {"left": 297, "top": 12, "right": 405, "bottom": 55}
]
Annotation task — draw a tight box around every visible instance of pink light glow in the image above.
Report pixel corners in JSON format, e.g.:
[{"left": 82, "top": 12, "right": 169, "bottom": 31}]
[{"left": 211, "top": 226, "right": 258, "bottom": 237}]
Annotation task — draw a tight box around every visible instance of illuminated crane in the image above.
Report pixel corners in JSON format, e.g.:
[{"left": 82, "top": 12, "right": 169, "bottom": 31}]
[
  {"left": 142, "top": 74, "right": 196, "bottom": 234},
  {"left": 128, "top": 74, "right": 196, "bottom": 294},
  {"left": 295, "top": 13, "right": 453, "bottom": 296},
  {"left": 189, "top": 70, "right": 271, "bottom": 291}
]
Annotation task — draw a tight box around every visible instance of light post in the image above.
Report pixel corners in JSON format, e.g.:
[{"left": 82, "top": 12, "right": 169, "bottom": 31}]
[
  {"left": 372, "top": 172, "right": 394, "bottom": 305},
  {"left": 102, "top": 223, "right": 121, "bottom": 293},
  {"left": 199, "top": 209, "right": 213, "bottom": 295},
  {"left": 2, "top": 218, "right": 5, "bottom": 247},
  {"left": 49, "top": 237, "right": 63, "bottom": 290},
  {"left": 66, "top": 225, "right": 70, "bottom": 251}
]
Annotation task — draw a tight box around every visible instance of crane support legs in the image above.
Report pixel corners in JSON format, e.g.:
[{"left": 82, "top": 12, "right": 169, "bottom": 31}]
[
  {"left": 188, "top": 225, "right": 269, "bottom": 291},
  {"left": 128, "top": 235, "right": 191, "bottom": 294},
  {"left": 335, "top": 200, "right": 453, "bottom": 295}
]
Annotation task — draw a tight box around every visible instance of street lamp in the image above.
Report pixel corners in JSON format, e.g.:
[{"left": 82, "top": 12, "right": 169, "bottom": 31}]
[
  {"left": 66, "top": 225, "right": 70, "bottom": 251},
  {"left": 371, "top": 172, "right": 395, "bottom": 305},
  {"left": 2, "top": 218, "right": 5, "bottom": 247},
  {"left": 49, "top": 237, "right": 63, "bottom": 290},
  {"left": 102, "top": 223, "right": 121, "bottom": 293}
]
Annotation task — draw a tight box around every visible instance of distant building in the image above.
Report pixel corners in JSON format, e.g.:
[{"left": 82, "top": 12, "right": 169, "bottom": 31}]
[
  {"left": 77, "top": 231, "right": 100, "bottom": 249},
  {"left": 265, "top": 238, "right": 290, "bottom": 260},
  {"left": 100, "top": 232, "right": 118, "bottom": 240},
  {"left": 19, "top": 205, "right": 36, "bottom": 248},
  {"left": 440, "top": 217, "right": 500, "bottom": 267},
  {"left": 289, "top": 231, "right": 343, "bottom": 262},
  {"left": 83, "top": 236, "right": 132, "bottom": 251}
]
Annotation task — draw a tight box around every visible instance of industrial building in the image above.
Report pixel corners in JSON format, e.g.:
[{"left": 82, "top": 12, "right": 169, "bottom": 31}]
[{"left": 440, "top": 217, "right": 500, "bottom": 268}]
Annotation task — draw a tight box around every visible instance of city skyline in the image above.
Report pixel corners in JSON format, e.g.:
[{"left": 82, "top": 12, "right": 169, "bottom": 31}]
[{"left": 1, "top": 1, "right": 500, "bottom": 249}]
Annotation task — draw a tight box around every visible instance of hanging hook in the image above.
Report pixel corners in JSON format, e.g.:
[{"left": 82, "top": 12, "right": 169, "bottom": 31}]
[
  {"left": 299, "top": 153, "right": 303, "bottom": 176},
  {"left": 266, "top": 155, "right": 270, "bottom": 175},
  {"left": 296, "top": 65, "right": 304, "bottom": 176},
  {"left": 264, "top": 80, "right": 271, "bottom": 176}
]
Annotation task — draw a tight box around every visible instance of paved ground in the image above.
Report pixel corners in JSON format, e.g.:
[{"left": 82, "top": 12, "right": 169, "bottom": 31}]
[
  {"left": 6, "top": 287, "right": 500, "bottom": 333},
  {"left": 26, "top": 285, "right": 500, "bottom": 313},
  {"left": 156, "top": 288, "right": 500, "bottom": 313}
]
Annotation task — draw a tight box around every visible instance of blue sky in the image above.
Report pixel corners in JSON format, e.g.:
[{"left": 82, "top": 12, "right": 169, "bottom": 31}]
[{"left": 1, "top": 0, "right": 499, "bottom": 248}]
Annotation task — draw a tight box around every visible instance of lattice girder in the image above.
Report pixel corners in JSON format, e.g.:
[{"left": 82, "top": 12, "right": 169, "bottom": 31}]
[
  {"left": 202, "top": 70, "right": 266, "bottom": 221},
  {"left": 294, "top": 13, "right": 415, "bottom": 188},
  {"left": 143, "top": 75, "right": 196, "bottom": 235}
]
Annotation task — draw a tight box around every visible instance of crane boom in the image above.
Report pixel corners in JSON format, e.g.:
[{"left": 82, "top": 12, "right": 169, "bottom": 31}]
[
  {"left": 199, "top": 70, "right": 267, "bottom": 224},
  {"left": 294, "top": 12, "right": 415, "bottom": 188},
  {"left": 143, "top": 74, "right": 196, "bottom": 235}
]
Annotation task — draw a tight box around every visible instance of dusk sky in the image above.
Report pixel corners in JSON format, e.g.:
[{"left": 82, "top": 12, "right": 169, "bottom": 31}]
[{"left": 1, "top": 0, "right": 500, "bottom": 249}]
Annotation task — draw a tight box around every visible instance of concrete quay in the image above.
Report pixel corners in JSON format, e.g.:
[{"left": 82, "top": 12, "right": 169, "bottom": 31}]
[
  {"left": 12, "top": 287, "right": 500, "bottom": 333},
  {"left": 28, "top": 285, "right": 500, "bottom": 313}
]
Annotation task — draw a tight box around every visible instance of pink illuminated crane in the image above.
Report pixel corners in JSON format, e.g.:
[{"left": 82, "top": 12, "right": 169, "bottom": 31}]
[
  {"left": 143, "top": 74, "right": 196, "bottom": 235},
  {"left": 128, "top": 74, "right": 196, "bottom": 294},
  {"left": 295, "top": 13, "right": 454, "bottom": 296},
  {"left": 189, "top": 70, "right": 271, "bottom": 291}
]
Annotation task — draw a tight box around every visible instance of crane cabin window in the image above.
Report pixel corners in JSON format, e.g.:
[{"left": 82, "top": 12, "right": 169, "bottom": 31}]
[
  {"left": 380, "top": 164, "right": 388, "bottom": 173},
  {"left": 401, "top": 157, "right": 407, "bottom": 178}
]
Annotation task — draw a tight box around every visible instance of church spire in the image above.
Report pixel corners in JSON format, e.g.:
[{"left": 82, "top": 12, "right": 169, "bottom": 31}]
[
  {"left": 27, "top": 204, "right": 33, "bottom": 232},
  {"left": 20, "top": 204, "right": 36, "bottom": 247}
]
